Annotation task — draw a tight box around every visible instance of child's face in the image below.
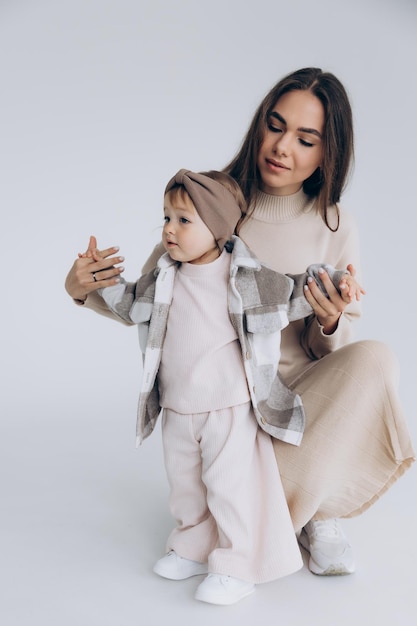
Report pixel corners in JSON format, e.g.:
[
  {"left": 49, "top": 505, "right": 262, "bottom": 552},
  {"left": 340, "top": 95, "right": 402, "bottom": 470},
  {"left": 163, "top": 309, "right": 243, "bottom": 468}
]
[{"left": 163, "top": 190, "right": 220, "bottom": 264}]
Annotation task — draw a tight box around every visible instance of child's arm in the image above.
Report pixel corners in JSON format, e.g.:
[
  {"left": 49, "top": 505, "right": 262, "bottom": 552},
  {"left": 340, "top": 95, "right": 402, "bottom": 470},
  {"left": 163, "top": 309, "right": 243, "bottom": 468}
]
[
  {"left": 286, "top": 263, "right": 365, "bottom": 325},
  {"left": 92, "top": 252, "right": 145, "bottom": 325},
  {"left": 91, "top": 245, "right": 156, "bottom": 325},
  {"left": 301, "top": 263, "right": 365, "bottom": 334},
  {"left": 306, "top": 265, "right": 365, "bottom": 303}
]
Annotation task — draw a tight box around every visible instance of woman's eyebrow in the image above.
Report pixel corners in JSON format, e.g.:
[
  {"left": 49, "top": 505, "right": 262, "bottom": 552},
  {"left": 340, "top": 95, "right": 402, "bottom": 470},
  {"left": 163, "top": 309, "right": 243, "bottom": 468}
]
[
  {"left": 299, "top": 126, "right": 322, "bottom": 139},
  {"left": 269, "top": 111, "right": 286, "bottom": 125},
  {"left": 268, "top": 110, "right": 322, "bottom": 139}
]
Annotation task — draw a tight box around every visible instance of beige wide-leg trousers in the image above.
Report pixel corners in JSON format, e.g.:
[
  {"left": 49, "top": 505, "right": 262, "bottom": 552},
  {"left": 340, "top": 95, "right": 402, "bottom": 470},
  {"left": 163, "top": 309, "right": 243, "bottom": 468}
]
[{"left": 161, "top": 402, "right": 303, "bottom": 584}]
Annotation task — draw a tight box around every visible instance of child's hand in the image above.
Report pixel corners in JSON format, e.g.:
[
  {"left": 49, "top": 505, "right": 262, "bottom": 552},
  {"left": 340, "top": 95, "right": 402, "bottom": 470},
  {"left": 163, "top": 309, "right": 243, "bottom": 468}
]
[
  {"left": 339, "top": 273, "right": 366, "bottom": 303},
  {"left": 303, "top": 262, "right": 364, "bottom": 335},
  {"left": 65, "top": 235, "right": 125, "bottom": 302},
  {"left": 78, "top": 235, "right": 105, "bottom": 261}
]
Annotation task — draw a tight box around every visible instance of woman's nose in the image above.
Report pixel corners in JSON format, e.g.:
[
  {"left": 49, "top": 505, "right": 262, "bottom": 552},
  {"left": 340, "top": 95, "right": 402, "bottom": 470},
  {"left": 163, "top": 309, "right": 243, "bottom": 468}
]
[{"left": 274, "top": 134, "right": 291, "bottom": 157}]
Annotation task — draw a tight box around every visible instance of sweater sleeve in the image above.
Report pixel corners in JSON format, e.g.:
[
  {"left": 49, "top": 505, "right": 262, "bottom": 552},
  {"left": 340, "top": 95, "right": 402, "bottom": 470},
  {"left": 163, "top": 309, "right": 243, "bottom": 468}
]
[{"left": 301, "top": 312, "right": 357, "bottom": 360}]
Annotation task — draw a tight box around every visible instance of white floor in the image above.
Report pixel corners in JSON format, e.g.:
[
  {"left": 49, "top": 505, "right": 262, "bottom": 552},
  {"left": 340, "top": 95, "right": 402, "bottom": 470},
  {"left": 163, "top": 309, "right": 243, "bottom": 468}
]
[{"left": 2, "top": 396, "right": 416, "bottom": 626}]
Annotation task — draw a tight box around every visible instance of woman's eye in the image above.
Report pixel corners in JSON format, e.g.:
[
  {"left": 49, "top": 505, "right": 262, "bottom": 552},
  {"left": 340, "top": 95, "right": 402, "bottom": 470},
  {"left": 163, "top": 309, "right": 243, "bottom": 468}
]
[
  {"left": 299, "top": 138, "right": 314, "bottom": 147},
  {"left": 267, "top": 122, "right": 282, "bottom": 134}
]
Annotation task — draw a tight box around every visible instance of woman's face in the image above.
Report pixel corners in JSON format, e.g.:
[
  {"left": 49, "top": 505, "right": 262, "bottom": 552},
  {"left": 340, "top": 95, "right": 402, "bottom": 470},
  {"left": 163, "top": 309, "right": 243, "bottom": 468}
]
[{"left": 257, "top": 90, "right": 325, "bottom": 196}]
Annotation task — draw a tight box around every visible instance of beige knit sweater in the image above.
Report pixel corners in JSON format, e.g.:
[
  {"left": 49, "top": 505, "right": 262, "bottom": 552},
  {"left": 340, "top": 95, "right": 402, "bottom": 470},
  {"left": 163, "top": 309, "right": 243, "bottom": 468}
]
[{"left": 238, "top": 188, "right": 362, "bottom": 383}]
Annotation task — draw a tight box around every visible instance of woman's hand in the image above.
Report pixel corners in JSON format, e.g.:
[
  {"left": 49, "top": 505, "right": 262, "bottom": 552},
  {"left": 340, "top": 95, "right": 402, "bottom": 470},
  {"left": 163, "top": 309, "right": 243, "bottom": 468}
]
[
  {"left": 303, "top": 263, "right": 364, "bottom": 335},
  {"left": 64, "top": 235, "right": 125, "bottom": 302}
]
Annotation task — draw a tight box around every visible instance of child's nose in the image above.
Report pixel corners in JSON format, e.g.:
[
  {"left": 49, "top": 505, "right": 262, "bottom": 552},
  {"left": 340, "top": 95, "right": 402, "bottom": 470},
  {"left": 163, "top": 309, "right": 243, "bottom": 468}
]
[{"left": 164, "top": 221, "right": 175, "bottom": 234}]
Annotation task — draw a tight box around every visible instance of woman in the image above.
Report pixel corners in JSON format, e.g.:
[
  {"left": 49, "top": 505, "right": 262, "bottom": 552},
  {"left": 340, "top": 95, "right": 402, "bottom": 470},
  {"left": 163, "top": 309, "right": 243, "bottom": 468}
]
[{"left": 65, "top": 67, "right": 414, "bottom": 577}]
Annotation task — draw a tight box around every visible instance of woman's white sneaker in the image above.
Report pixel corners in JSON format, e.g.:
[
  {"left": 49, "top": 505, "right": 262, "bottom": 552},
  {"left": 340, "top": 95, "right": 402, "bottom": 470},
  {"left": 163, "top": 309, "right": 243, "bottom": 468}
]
[
  {"left": 195, "top": 574, "right": 255, "bottom": 605},
  {"left": 153, "top": 550, "right": 208, "bottom": 580},
  {"left": 299, "top": 519, "right": 355, "bottom": 575}
]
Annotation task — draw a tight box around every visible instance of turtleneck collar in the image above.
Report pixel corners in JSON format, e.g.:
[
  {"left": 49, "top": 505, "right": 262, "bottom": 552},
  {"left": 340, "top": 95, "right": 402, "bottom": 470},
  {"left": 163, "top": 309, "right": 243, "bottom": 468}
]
[{"left": 249, "top": 187, "right": 316, "bottom": 223}]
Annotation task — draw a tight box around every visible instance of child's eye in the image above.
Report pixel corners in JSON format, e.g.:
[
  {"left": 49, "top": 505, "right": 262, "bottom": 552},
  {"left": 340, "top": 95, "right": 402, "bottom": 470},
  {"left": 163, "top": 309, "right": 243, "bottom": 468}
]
[
  {"left": 179, "top": 217, "right": 190, "bottom": 224},
  {"left": 163, "top": 216, "right": 170, "bottom": 223}
]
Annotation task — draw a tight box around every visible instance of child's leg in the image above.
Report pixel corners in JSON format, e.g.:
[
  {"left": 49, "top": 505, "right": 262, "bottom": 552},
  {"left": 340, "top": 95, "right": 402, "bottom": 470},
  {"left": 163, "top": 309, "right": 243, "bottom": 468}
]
[
  {"left": 199, "top": 403, "right": 302, "bottom": 584},
  {"left": 162, "top": 404, "right": 302, "bottom": 584},
  {"left": 161, "top": 409, "right": 218, "bottom": 563}
]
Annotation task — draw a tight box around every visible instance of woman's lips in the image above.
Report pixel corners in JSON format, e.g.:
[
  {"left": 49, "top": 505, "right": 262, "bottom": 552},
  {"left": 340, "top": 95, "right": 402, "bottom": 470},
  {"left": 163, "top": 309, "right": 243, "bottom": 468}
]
[{"left": 266, "top": 158, "right": 290, "bottom": 170}]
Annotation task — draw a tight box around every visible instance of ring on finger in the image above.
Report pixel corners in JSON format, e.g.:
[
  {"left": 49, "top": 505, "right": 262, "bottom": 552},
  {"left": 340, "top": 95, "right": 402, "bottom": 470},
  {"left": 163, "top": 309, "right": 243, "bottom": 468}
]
[{"left": 92, "top": 272, "right": 97, "bottom": 282}]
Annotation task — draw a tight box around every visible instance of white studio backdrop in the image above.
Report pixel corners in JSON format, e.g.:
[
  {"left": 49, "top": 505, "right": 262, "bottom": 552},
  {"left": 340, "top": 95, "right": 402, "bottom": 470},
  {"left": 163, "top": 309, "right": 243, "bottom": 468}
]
[
  {"left": 0, "top": 1, "right": 416, "bottom": 623},
  {"left": 1, "top": 0, "right": 416, "bottom": 424}
]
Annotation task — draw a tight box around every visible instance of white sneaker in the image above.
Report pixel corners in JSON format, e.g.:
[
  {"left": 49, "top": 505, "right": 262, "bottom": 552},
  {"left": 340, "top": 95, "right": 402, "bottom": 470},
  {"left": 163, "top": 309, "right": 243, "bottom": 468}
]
[
  {"left": 298, "top": 519, "right": 355, "bottom": 576},
  {"left": 195, "top": 574, "right": 255, "bottom": 605},
  {"left": 153, "top": 550, "right": 208, "bottom": 580}
]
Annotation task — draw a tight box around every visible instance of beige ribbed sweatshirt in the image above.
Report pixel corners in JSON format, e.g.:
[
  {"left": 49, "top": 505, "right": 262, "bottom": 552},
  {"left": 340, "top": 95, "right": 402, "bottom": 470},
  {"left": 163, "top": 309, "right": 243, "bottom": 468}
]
[{"left": 158, "top": 249, "right": 250, "bottom": 414}]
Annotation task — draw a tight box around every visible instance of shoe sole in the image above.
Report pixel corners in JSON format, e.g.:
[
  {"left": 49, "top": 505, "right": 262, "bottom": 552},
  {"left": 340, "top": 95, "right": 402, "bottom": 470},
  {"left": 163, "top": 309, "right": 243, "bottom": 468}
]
[
  {"left": 298, "top": 530, "right": 355, "bottom": 576},
  {"left": 195, "top": 585, "right": 255, "bottom": 605},
  {"left": 308, "top": 561, "right": 355, "bottom": 576}
]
